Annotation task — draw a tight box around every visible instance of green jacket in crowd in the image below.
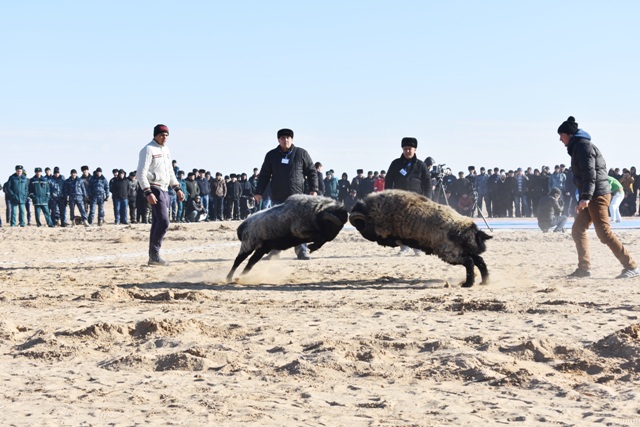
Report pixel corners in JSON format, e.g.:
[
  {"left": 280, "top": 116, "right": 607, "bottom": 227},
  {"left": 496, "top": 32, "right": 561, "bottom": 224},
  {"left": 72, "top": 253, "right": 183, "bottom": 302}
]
[
  {"left": 29, "top": 175, "right": 51, "bottom": 206},
  {"left": 6, "top": 173, "right": 29, "bottom": 204}
]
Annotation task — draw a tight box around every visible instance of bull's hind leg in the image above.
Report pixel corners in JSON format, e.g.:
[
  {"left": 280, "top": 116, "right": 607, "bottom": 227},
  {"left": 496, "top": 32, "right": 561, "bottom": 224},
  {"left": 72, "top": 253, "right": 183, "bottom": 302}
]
[
  {"left": 460, "top": 256, "right": 476, "bottom": 288},
  {"left": 226, "top": 250, "right": 254, "bottom": 282},
  {"left": 240, "top": 247, "right": 270, "bottom": 276},
  {"left": 471, "top": 254, "right": 490, "bottom": 285}
]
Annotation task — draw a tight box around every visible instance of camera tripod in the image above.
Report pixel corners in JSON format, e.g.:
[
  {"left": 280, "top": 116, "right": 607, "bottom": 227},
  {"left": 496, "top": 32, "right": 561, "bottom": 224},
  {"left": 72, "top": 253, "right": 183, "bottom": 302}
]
[
  {"left": 471, "top": 191, "right": 493, "bottom": 231},
  {"left": 433, "top": 177, "right": 450, "bottom": 206}
]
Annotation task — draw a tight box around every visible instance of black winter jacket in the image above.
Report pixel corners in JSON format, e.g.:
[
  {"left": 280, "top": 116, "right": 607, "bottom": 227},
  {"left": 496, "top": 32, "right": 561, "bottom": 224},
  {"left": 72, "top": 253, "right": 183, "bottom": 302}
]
[
  {"left": 385, "top": 155, "right": 432, "bottom": 199},
  {"left": 567, "top": 130, "right": 610, "bottom": 201},
  {"left": 111, "top": 177, "right": 129, "bottom": 199},
  {"left": 255, "top": 145, "right": 318, "bottom": 204}
]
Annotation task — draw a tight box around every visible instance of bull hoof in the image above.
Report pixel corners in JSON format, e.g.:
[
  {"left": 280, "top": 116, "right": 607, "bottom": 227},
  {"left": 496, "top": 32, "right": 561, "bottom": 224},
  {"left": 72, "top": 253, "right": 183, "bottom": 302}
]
[
  {"left": 480, "top": 279, "right": 490, "bottom": 286},
  {"left": 225, "top": 275, "right": 234, "bottom": 283},
  {"left": 460, "top": 282, "right": 474, "bottom": 288}
]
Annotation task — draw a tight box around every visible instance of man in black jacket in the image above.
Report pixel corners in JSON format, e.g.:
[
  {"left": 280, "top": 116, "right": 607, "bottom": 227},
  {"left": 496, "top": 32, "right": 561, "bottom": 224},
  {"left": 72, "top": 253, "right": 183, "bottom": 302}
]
[
  {"left": 558, "top": 116, "right": 638, "bottom": 279},
  {"left": 385, "top": 137, "right": 432, "bottom": 199},
  {"left": 536, "top": 187, "right": 567, "bottom": 233},
  {"left": 254, "top": 128, "right": 318, "bottom": 260},
  {"left": 385, "top": 137, "right": 432, "bottom": 254}
]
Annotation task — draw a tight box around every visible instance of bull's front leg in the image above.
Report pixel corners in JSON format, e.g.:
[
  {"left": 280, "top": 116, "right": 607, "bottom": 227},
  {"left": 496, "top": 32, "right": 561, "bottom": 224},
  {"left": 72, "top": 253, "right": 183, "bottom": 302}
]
[{"left": 460, "top": 256, "right": 476, "bottom": 288}]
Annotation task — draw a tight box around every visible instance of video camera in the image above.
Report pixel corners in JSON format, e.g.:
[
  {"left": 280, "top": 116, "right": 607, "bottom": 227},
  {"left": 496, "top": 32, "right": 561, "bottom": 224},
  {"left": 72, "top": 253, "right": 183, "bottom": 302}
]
[{"left": 431, "top": 164, "right": 446, "bottom": 180}]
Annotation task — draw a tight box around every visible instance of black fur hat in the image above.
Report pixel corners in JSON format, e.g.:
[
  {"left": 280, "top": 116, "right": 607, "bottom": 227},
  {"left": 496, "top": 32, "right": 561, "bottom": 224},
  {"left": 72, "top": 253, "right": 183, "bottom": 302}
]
[
  {"left": 558, "top": 116, "right": 578, "bottom": 135},
  {"left": 277, "top": 128, "right": 294, "bottom": 139},
  {"left": 401, "top": 137, "right": 417, "bottom": 148}
]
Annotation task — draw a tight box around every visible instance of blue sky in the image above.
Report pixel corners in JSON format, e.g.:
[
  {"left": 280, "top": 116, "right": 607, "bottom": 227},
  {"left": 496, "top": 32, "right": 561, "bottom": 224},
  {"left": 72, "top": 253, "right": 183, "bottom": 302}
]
[{"left": 2, "top": 1, "right": 639, "bottom": 179}]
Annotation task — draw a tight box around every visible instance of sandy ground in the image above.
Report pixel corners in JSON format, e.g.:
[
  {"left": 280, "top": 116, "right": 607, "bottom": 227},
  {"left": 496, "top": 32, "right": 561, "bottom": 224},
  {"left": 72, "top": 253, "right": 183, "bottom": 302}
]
[{"left": 1, "top": 199, "right": 640, "bottom": 426}]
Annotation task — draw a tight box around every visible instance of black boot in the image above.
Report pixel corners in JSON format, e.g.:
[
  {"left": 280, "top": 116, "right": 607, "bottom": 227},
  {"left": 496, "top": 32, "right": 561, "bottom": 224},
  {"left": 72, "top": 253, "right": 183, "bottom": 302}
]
[{"left": 148, "top": 249, "right": 169, "bottom": 266}]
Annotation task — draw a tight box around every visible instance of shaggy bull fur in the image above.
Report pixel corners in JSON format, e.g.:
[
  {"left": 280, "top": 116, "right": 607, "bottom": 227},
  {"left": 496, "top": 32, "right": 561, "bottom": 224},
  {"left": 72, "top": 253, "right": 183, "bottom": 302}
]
[
  {"left": 226, "top": 195, "right": 348, "bottom": 282},
  {"left": 349, "top": 189, "right": 492, "bottom": 287}
]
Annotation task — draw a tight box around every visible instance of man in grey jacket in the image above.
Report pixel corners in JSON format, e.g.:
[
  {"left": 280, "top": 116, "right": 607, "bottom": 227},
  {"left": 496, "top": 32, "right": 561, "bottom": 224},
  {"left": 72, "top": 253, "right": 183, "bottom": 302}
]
[{"left": 137, "top": 124, "right": 185, "bottom": 266}]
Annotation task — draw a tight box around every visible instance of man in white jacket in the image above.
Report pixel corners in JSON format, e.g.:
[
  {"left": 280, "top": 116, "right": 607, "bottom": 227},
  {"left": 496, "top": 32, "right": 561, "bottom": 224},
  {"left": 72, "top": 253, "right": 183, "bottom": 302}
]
[{"left": 137, "top": 124, "right": 185, "bottom": 266}]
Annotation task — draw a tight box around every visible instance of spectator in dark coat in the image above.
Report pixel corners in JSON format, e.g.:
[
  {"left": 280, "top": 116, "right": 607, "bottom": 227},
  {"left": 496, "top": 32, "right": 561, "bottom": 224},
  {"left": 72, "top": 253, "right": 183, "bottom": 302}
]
[
  {"left": 196, "top": 170, "right": 211, "bottom": 220},
  {"left": 111, "top": 169, "right": 130, "bottom": 225},
  {"left": 6, "top": 165, "right": 29, "bottom": 227},
  {"left": 185, "top": 195, "right": 206, "bottom": 222},
  {"left": 338, "top": 173, "right": 350, "bottom": 202},
  {"left": 254, "top": 128, "right": 318, "bottom": 260},
  {"left": 226, "top": 174, "right": 242, "bottom": 220},
  {"left": 88, "top": 168, "right": 109, "bottom": 226},
  {"left": 64, "top": 169, "right": 89, "bottom": 226},
  {"left": 385, "top": 137, "right": 432, "bottom": 199},
  {"left": 28, "top": 167, "right": 53, "bottom": 227},
  {"left": 385, "top": 137, "right": 432, "bottom": 254},
  {"left": 537, "top": 187, "right": 567, "bottom": 232}
]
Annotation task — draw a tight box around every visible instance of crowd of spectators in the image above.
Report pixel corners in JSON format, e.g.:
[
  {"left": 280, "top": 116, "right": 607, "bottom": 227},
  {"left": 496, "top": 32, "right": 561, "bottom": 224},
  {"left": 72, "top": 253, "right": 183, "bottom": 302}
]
[{"left": 2, "top": 159, "right": 639, "bottom": 228}]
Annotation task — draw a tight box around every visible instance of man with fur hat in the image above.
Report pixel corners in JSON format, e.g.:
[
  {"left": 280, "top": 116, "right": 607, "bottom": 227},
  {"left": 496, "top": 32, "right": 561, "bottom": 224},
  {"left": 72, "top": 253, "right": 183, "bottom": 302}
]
[
  {"left": 64, "top": 168, "right": 89, "bottom": 226},
  {"left": 254, "top": 128, "right": 318, "bottom": 260},
  {"left": 385, "top": 137, "right": 433, "bottom": 254},
  {"left": 385, "top": 137, "right": 432, "bottom": 199},
  {"left": 558, "top": 116, "right": 639, "bottom": 278},
  {"left": 48, "top": 167, "right": 67, "bottom": 226},
  {"left": 6, "top": 165, "right": 29, "bottom": 226},
  {"left": 137, "top": 124, "right": 185, "bottom": 266},
  {"left": 88, "top": 167, "right": 109, "bottom": 226},
  {"left": 29, "top": 167, "right": 54, "bottom": 227}
]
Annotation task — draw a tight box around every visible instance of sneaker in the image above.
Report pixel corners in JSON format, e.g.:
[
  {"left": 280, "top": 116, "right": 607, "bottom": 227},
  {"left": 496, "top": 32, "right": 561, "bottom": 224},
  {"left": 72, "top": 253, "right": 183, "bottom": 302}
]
[
  {"left": 148, "top": 258, "right": 170, "bottom": 266},
  {"left": 568, "top": 268, "right": 592, "bottom": 278},
  {"left": 553, "top": 227, "right": 565, "bottom": 233},
  {"left": 82, "top": 220, "right": 89, "bottom": 227},
  {"left": 297, "top": 251, "right": 310, "bottom": 261},
  {"left": 616, "top": 268, "right": 640, "bottom": 279}
]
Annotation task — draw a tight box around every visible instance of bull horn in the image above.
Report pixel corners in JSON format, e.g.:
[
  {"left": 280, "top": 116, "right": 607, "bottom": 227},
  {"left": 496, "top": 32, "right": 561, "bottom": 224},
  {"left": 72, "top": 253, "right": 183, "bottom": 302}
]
[
  {"left": 323, "top": 212, "right": 344, "bottom": 227},
  {"left": 348, "top": 211, "right": 367, "bottom": 230}
]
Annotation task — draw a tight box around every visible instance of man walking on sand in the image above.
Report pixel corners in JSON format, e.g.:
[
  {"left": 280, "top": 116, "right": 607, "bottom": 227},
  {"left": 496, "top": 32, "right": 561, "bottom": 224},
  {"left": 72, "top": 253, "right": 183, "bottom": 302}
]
[
  {"left": 137, "top": 124, "right": 185, "bottom": 266},
  {"left": 558, "top": 116, "right": 639, "bottom": 278}
]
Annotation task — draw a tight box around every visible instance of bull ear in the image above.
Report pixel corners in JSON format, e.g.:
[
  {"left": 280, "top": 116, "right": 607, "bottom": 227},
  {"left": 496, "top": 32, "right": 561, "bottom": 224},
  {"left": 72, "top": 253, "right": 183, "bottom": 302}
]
[{"left": 348, "top": 211, "right": 367, "bottom": 231}]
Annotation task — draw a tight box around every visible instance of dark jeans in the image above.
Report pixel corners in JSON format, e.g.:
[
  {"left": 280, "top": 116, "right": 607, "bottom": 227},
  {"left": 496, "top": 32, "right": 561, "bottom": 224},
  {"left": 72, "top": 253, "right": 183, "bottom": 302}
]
[
  {"left": 5, "top": 197, "right": 10, "bottom": 223},
  {"left": 213, "top": 196, "right": 224, "bottom": 220},
  {"left": 89, "top": 197, "right": 105, "bottom": 224},
  {"left": 200, "top": 194, "right": 210, "bottom": 219},
  {"left": 149, "top": 188, "right": 170, "bottom": 257},
  {"left": 10, "top": 203, "right": 26, "bottom": 227},
  {"left": 34, "top": 204, "right": 53, "bottom": 227},
  {"left": 128, "top": 197, "right": 137, "bottom": 222},
  {"left": 170, "top": 194, "right": 177, "bottom": 221},
  {"left": 572, "top": 193, "right": 637, "bottom": 271},
  {"left": 50, "top": 197, "right": 67, "bottom": 225},
  {"left": 113, "top": 197, "right": 129, "bottom": 224},
  {"left": 69, "top": 197, "right": 88, "bottom": 221},
  {"left": 477, "top": 191, "right": 490, "bottom": 216},
  {"left": 176, "top": 200, "right": 185, "bottom": 221}
]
